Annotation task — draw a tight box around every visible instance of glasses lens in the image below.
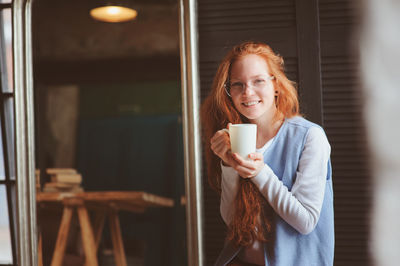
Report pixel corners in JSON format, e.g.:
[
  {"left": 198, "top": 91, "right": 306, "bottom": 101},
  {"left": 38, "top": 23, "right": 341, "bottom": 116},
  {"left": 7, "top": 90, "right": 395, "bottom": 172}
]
[
  {"left": 227, "top": 76, "right": 273, "bottom": 96},
  {"left": 230, "top": 83, "right": 243, "bottom": 94},
  {"left": 252, "top": 79, "right": 267, "bottom": 89}
]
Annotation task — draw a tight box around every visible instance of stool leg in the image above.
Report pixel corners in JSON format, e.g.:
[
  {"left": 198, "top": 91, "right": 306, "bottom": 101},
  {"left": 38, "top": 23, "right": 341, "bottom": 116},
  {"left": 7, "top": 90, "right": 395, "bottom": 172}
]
[
  {"left": 93, "top": 210, "right": 106, "bottom": 250},
  {"left": 109, "top": 210, "right": 127, "bottom": 266},
  {"left": 51, "top": 206, "right": 73, "bottom": 266},
  {"left": 84, "top": 210, "right": 106, "bottom": 266},
  {"left": 77, "top": 206, "right": 99, "bottom": 266}
]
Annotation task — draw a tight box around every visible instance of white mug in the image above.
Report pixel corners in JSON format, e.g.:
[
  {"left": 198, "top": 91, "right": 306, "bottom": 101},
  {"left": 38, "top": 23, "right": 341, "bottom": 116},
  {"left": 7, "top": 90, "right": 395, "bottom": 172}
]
[{"left": 223, "top": 124, "right": 257, "bottom": 160}]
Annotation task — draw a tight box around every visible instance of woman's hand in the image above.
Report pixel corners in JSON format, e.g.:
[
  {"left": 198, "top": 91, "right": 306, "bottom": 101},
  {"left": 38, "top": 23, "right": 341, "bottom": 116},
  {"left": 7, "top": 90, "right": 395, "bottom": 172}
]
[
  {"left": 231, "top": 152, "right": 265, "bottom": 178},
  {"left": 210, "top": 124, "right": 265, "bottom": 178},
  {"left": 210, "top": 124, "right": 235, "bottom": 166}
]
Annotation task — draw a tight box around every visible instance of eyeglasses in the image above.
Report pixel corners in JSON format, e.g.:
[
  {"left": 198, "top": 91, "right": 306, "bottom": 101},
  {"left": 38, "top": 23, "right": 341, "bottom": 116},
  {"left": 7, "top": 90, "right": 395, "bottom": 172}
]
[{"left": 224, "top": 76, "right": 275, "bottom": 97}]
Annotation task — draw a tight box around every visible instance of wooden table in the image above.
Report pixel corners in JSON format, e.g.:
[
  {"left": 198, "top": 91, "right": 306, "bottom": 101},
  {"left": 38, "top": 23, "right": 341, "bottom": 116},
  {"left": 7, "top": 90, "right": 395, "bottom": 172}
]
[{"left": 37, "top": 191, "right": 174, "bottom": 266}]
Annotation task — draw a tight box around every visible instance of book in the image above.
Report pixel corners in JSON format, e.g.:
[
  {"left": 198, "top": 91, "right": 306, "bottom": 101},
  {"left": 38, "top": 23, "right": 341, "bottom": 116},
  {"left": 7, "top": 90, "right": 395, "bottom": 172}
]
[
  {"left": 46, "top": 168, "right": 77, "bottom": 175},
  {"left": 42, "top": 186, "right": 84, "bottom": 193},
  {"left": 44, "top": 182, "right": 80, "bottom": 189},
  {"left": 50, "top": 173, "right": 82, "bottom": 184}
]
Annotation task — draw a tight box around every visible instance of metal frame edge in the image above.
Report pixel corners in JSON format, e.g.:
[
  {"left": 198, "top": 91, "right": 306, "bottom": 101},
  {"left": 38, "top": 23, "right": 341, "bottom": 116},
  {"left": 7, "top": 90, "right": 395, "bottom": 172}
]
[{"left": 178, "top": 0, "right": 204, "bottom": 265}]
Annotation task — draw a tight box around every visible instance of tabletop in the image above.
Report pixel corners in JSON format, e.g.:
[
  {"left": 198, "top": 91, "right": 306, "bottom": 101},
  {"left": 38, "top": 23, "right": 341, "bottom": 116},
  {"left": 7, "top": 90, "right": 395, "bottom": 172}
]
[{"left": 36, "top": 191, "right": 174, "bottom": 212}]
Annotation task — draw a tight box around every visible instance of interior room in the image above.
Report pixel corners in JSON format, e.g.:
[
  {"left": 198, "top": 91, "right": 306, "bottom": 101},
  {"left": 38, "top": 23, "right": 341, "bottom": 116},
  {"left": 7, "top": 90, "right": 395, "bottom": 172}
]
[{"left": 32, "top": 0, "right": 186, "bottom": 265}]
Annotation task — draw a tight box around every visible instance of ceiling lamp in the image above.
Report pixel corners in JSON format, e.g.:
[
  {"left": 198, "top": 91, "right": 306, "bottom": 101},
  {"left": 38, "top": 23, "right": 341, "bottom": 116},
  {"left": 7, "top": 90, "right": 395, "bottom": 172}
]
[{"left": 90, "top": 3, "right": 138, "bottom": 23}]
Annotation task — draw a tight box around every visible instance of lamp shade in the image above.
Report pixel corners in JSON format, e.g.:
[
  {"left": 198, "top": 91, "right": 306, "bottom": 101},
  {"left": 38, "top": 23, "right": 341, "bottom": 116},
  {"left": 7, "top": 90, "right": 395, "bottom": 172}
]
[{"left": 90, "top": 3, "right": 137, "bottom": 23}]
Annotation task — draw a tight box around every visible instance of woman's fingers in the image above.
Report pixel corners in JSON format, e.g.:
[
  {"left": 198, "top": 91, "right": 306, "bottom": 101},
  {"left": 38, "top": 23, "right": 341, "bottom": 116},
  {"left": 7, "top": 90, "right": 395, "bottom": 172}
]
[
  {"left": 210, "top": 129, "right": 229, "bottom": 143},
  {"left": 213, "top": 142, "right": 230, "bottom": 159},
  {"left": 210, "top": 138, "right": 222, "bottom": 153},
  {"left": 234, "top": 165, "right": 256, "bottom": 178},
  {"left": 232, "top": 152, "right": 265, "bottom": 178},
  {"left": 248, "top": 152, "right": 263, "bottom": 161},
  {"left": 211, "top": 136, "right": 230, "bottom": 153},
  {"left": 210, "top": 136, "right": 234, "bottom": 167},
  {"left": 234, "top": 162, "right": 264, "bottom": 178},
  {"left": 232, "top": 153, "right": 257, "bottom": 169},
  {"left": 210, "top": 130, "right": 231, "bottom": 158},
  {"left": 210, "top": 129, "right": 264, "bottom": 177}
]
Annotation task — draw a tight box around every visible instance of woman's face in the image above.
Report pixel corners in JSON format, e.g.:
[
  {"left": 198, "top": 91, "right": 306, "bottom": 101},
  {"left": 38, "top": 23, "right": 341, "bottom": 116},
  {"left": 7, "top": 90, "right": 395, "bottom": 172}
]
[{"left": 229, "top": 54, "right": 277, "bottom": 124}]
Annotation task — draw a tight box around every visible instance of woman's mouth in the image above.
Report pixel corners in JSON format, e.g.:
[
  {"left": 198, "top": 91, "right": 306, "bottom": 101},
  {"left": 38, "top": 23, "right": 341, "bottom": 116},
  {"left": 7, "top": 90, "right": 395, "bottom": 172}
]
[{"left": 242, "top": 101, "right": 260, "bottom": 107}]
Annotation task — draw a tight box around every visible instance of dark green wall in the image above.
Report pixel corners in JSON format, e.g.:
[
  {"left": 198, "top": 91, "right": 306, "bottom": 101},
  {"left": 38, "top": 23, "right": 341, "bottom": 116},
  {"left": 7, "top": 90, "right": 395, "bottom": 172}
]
[{"left": 79, "top": 81, "right": 181, "bottom": 119}]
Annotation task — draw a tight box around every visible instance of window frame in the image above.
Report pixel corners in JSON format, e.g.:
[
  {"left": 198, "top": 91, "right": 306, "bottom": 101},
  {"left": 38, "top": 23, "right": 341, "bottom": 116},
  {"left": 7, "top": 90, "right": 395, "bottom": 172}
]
[{"left": 0, "top": 2, "right": 17, "bottom": 266}]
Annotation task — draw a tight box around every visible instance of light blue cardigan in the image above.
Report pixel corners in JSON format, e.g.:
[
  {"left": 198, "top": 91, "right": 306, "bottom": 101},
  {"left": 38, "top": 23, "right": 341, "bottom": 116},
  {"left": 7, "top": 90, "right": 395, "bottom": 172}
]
[{"left": 215, "top": 116, "right": 335, "bottom": 266}]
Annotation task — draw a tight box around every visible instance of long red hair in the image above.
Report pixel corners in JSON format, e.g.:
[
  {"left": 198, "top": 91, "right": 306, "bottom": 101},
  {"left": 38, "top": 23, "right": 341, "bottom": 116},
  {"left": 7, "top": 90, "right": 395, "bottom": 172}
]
[{"left": 201, "top": 41, "right": 300, "bottom": 246}]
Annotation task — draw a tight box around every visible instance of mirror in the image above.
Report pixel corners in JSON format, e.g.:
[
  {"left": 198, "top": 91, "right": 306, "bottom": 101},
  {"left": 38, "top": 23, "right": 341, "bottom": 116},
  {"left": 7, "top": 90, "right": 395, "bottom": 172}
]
[{"left": 31, "top": 0, "right": 190, "bottom": 265}]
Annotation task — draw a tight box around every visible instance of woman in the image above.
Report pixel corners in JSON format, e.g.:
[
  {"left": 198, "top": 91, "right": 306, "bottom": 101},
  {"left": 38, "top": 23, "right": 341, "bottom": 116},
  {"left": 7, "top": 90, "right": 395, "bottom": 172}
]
[{"left": 201, "top": 41, "right": 334, "bottom": 266}]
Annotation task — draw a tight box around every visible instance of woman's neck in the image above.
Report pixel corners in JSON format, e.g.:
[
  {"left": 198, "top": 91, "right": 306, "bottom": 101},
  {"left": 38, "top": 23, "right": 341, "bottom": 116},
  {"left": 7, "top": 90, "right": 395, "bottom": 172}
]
[{"left": 252, "top": 114, "right": 284, "bottom": 148}]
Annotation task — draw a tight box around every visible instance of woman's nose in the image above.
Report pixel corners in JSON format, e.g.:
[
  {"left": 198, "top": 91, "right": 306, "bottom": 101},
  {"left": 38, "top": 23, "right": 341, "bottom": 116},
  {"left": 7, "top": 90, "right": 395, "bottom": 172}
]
[{"left": 242, "top": 84, "right": 255, "bottom": 95}]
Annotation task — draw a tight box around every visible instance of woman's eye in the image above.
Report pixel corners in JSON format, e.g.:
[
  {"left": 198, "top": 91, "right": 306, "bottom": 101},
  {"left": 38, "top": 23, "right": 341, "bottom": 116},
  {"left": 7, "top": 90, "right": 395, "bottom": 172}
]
[
  {"left": 255, "top": 79, "right": 265, "bottom": 83},
  {"left": 231, "top": 83, "right": 243, "bottom": 88}
]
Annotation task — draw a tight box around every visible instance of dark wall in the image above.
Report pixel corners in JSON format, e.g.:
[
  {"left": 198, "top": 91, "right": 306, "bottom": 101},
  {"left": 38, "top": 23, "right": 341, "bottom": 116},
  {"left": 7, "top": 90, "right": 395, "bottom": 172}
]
[
  {"left": 32, "top": 0, "right": 179, "bottom": 62},
  {"left": 198, "top": 0, "right": 369, "bottom": 265}
]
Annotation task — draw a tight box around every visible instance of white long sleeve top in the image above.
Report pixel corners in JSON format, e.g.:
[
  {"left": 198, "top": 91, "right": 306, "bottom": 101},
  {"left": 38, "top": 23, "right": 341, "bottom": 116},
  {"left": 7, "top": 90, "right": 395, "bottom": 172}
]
[{"left": 220, "top": 126, "right": 331, "bottom": 265}]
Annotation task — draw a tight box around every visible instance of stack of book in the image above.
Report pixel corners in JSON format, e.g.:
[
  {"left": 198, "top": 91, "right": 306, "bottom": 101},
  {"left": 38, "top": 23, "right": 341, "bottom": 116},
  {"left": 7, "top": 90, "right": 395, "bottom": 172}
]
[{"left": 43, "top": 168, "right": 84, "bottom": 193}]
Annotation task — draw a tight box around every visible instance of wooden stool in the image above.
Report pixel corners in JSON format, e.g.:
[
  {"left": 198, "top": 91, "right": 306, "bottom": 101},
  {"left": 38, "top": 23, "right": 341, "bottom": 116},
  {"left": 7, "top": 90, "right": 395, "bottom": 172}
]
[
  {"left": 51, "top": 197, "right": 99, "bottom": 266},
  {"left": 87, "top": 207, "right": 128, "bottom": 266}
]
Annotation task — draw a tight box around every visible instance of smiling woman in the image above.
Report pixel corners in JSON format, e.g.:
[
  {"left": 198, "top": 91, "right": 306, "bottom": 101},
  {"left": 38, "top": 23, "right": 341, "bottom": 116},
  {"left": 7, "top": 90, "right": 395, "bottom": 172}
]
[{"left": 201, "top": 41, "right": 334, "bottom": 266}]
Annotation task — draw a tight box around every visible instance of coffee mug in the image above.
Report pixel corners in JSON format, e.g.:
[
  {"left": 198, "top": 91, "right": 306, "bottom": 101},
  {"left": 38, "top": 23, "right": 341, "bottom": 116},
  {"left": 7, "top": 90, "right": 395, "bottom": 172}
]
[{"left": 223, "top": 124, "right": 257, "bottom": 159}]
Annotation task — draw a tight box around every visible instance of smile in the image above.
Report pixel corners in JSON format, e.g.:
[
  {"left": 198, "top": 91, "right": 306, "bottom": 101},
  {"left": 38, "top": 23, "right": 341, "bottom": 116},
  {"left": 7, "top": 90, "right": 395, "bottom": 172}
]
[{"left": 242, "top": 101, "right": 260, "bottom": 107}]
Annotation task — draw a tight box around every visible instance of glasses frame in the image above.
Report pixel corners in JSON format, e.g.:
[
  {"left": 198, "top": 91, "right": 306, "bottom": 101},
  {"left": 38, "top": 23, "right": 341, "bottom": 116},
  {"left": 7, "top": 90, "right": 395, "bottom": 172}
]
[{"left": 224, "top": 75, "right": 275, "bottom": 97}]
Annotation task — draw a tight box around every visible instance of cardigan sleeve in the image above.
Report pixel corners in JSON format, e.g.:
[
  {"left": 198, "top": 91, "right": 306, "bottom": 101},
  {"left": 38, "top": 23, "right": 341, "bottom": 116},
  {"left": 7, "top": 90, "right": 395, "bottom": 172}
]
[{"left": 251, "top": 127, "right": 331, "bottom": 234}]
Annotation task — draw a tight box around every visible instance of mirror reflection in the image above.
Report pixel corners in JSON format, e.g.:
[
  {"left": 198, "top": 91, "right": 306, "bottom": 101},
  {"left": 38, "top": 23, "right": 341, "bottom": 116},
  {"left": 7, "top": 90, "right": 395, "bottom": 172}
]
[{"left": 33, "top": 0, "right": 186, "bottom": 265}]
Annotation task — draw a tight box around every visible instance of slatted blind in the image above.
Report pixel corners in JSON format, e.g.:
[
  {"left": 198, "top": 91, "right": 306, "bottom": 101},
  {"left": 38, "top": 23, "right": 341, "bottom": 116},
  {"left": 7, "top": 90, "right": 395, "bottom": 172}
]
[
  {"left": 319, "top": 1, "right": 371, "bottom": 265},
  {"left": 198, "top": 0, "right": 296, "bottom": 31}
]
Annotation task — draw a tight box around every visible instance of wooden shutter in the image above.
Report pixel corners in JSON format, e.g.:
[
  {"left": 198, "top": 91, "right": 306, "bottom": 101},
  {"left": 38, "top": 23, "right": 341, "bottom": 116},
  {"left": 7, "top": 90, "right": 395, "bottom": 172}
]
[{"left": 319, "top": 0, "right": 371, "bottom": 265}]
